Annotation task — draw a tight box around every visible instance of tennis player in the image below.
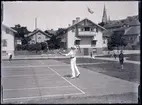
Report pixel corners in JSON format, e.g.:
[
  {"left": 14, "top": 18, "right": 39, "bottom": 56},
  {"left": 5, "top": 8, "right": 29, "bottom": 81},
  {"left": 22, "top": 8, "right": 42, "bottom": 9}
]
[{"left": 62, "top": 46, "right": 80, "bottom": 79}]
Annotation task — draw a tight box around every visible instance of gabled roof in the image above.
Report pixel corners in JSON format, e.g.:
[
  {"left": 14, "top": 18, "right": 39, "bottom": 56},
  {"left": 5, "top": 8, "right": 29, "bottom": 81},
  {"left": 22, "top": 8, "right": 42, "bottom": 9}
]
[
  {"left": 2, "top": 24, "right": 17, "bottom": 33},
  {"left": 124, "top": 26, "right": 140, "bottom": 35},
  {"left": 27, "top": 28, "right": 51, "bottom": 38},
  {"left": 102, "top": 15, "right": 140, "bottom": 29},
  {"left": 128, "top": 19, "right": 140, "bottom": 26},
  {"left": 66, "top": 18, "right": 106, "bottom": 31},
  {"left": 46, "top": 30, "right": 56, "bottom": 35}
]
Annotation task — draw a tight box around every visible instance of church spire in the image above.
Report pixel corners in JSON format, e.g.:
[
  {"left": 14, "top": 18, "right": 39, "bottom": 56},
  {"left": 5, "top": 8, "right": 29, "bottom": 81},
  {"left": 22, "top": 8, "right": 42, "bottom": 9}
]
[{"left": 102, "top": 4, "right": 108, "bottom": 23}]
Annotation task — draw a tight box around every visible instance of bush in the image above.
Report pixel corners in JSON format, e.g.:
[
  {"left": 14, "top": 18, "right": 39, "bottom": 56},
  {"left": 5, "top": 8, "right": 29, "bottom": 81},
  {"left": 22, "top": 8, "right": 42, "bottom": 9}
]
[
  {"left": 21, "top": 44, "right": 28, "bottom": 50},
  {"left": 16, "top": 44, "right": 22, "bottom": 51},
  {"left": 40, "top": 42, "right": 47, "bottom": 50}
]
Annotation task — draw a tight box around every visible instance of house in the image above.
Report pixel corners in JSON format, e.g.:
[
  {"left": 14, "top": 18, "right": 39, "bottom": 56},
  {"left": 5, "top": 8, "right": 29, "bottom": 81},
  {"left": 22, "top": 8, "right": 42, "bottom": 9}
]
[
  {"left": 25, "top": 28, "right": 51, "bottom": 44},
  {"left": 1, "top": 24, "right": 17, "bottom": 56},
  {"left": 123, "top": 25, "right": 140, "bottom": 49},
  {"left": 58, "top": 17, "right": 106, "bottom": 55},
  {"left": 99, "top": 11, "right": 140, "bottom": 50}
]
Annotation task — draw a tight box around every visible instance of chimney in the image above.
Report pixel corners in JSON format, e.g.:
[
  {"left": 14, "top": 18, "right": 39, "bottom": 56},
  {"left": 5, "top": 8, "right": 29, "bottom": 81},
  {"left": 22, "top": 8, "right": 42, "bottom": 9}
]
[
  {"left": 76, "top": 17, "right": 80, "bottom": 23},
  {"left": 72, "top": 20, "right": 76, "bottom": 25}
]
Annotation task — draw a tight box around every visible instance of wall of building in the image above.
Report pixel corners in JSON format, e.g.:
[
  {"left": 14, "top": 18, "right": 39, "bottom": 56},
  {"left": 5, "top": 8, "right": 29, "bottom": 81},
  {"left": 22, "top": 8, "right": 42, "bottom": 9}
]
[
  {"left": 79, "top": 37, "right": 92, "bottom": 48},
  {"left": 102, "top": 37, "right": 108, "bottom": 48},
  {"left": 95, "top": 31, "right": 103, "bottom": 48},
  {"left": 2, "top": 27, "right": 15, "bottom": 55},
  {"left": 67, "top": 30, "right": 75, "bottom": 48}
]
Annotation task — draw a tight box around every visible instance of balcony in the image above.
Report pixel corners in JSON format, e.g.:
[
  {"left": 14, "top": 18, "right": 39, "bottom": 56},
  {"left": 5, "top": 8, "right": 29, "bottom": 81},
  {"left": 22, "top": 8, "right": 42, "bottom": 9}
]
[{"left": 78, "top": 31, "right": 96, "bottom": 36}]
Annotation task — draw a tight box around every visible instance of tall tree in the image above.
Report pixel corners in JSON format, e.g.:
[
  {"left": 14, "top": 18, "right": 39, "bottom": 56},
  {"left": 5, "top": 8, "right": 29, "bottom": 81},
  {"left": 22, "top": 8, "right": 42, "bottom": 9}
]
[
  {"left": 11, "top": 24, "right": 31, "bottom": 44},
  {"left": 48, "top": 35, "right": 60, "bottom": 49},
  {"left": 108, "top": 30, "right": 128, "bottom": 51}
]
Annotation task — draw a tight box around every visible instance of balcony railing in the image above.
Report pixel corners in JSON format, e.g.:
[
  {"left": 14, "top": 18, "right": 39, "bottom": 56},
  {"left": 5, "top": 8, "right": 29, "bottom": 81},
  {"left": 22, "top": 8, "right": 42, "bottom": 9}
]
[{"left": 78, "top": 31, "right": 96, "bottom": 36}]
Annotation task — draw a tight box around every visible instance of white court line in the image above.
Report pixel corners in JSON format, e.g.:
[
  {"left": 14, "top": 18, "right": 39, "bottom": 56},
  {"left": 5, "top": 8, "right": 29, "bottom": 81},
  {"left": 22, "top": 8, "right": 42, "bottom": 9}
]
[
  {"left": 38, "top": 60, "right": 45, "bottom": 65},
  {"left": 4, "top": 85, "right": 73, "bottom": 91},
  {"left": 2, "top": 62, "right": 107, "bottom": 69},
  {"left": 3, "top": 92, "right": 84, "bottom": 101},
  {"left": 47, "top": 66, "right": 85, "bottom": 94},
  {"left": 39, "top": 60, "right": 84, "bottom": 94},
  {"left": 2, "top": 73, "right": 55, "bottom": 78}
]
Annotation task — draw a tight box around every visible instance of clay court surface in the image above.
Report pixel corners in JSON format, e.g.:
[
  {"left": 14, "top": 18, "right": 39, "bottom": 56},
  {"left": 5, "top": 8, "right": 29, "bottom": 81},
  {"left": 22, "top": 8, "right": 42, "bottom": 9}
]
[{"left": 1, "top": 58, "right": 139, "bottom": 103}]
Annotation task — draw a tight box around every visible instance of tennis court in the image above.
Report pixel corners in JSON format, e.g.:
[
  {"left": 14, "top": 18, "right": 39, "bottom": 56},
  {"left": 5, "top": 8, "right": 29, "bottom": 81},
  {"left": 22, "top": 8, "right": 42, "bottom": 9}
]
[{"left": 1, "top": 58, "right": 139, "bottom": 103}]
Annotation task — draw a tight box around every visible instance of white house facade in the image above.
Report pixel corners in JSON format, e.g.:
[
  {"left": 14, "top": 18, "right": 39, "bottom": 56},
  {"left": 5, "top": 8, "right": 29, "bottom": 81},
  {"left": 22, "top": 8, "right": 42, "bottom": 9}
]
[
  {"left": 26, "top": 28, "right": 51, "bottom": 44},
  {"left": 1, "top": 24, "right": 17, "bottom": 56},
  {"left": 61, "top": 17, "right": 106, "bottom": 55}
]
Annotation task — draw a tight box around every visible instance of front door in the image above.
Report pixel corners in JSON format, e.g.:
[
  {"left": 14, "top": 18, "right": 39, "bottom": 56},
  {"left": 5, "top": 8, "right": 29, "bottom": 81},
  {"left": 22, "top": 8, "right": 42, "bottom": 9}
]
[{"left": 84, "top": 48, "right": 89, "bottom": 55}]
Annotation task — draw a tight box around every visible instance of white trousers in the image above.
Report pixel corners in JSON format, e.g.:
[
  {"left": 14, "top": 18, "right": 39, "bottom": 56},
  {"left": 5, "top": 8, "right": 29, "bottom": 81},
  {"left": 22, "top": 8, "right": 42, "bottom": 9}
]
[{"left": 70, "top": 57, "right": 80, "bottom": 77}]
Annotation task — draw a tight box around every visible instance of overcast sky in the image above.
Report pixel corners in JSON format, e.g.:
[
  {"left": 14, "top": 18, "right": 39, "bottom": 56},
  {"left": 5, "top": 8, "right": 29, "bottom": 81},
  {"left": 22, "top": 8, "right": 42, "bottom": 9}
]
[{"left": 3, "top": 1, "right": 138, "bottom": 31}]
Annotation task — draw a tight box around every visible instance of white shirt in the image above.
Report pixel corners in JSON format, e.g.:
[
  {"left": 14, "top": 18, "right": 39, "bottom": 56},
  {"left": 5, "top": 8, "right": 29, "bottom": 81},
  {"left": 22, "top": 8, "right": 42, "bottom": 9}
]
[{"left": 65, "top": 49, "right": 76, "bottom": 58}]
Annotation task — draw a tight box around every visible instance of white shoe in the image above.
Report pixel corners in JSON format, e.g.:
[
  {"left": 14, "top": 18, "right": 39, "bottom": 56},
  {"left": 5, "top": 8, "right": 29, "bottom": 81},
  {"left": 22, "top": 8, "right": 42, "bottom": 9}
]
[
  {"left": 71, "top": 76, "right": 75, "bottom": 79},
  {"left": 76, "top": 74, "right": 80, "bottom": 78}
]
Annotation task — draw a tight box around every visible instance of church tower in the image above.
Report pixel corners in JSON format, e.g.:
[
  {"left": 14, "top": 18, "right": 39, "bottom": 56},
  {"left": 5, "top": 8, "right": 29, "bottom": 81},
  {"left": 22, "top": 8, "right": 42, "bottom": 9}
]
[{"left": 102, "top": 4, "right": 108, "bottom": 23}]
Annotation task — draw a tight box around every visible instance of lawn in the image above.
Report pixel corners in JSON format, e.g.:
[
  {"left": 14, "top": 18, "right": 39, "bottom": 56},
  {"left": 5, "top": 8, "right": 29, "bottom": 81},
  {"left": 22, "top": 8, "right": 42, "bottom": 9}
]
[
  {"left": 57, "top": 58, "right": 140, "bottom": 84},
  {"left": 96, "top": 54, "right": 140, "bottom": 61},
  {"left": 79, "top": 62, "right": 140, "bottom": 84}
]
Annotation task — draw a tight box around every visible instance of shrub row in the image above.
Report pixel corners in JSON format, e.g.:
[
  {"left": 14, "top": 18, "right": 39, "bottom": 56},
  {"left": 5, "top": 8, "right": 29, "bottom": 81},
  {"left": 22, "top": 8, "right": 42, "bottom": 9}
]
[{"left": 15, "top": 42, "right": 48, "bottom": 51}]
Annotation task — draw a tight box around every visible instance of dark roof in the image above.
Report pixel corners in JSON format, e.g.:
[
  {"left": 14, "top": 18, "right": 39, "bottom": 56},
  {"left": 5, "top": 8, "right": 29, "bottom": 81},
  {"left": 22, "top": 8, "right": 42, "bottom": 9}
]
[
  {"left": 2, "top": 24, "right": 17, "bottom": 33},
  {"left": 124, "top": 26, "right": 140, "bottom": 35},
  {"left": 127, "top": 19, "right": 140, "bottom": 26},
  {"left": 102, "top": 15, "right": 140, "bottom": 29},
  {"left": 103, "top": 30, "right": 113, "bottom": 37},
  {"left": 46, "top": 29, "right": 56, "bottom": 35},
  {"left": 67, "top": 18, "right": 106, "bottom": 31},
  {"left": 103, "top": 21, "right": 123, "bottom": 28},
  {"left": 27, "top": 29, "right": 51, "bottom": 37}
]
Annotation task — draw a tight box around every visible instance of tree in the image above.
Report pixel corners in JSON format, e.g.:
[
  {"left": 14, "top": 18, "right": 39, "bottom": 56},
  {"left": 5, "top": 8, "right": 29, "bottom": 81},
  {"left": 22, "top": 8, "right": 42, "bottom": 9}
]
[
  {"left": 40, "top": 42, "right": 48, "bottom": 52},
  {"left": 11, "top": 24, "right": 31, "bottom": 45},
  {"left": 48, "top": 35, "right": 60, "bottom": 49},
  {"left": 107, "top": 30, "right": 128, "bottom": 52}
]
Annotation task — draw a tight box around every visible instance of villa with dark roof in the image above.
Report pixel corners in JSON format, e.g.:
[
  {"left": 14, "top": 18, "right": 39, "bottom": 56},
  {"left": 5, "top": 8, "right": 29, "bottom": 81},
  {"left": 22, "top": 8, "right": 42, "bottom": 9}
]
[
  {"left": 25, "top": 28, "right": 51, "bottom": 44},
  {"left": 58, "top": 17, "right": 106, "bottom": 55}
]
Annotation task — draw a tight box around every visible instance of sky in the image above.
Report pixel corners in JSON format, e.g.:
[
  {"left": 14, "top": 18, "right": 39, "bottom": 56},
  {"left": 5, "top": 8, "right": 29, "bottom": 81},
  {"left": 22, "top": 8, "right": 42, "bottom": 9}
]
[{"left": 3, "top": 1, "right": 139, "bottom": 31}]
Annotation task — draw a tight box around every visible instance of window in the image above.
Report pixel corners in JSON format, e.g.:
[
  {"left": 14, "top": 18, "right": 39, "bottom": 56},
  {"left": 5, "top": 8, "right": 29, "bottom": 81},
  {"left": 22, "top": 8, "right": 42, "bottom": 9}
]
[
  {"left": 2, "top": 39, "right": 7, "bottom": 47},
  {"left": 84, "top": 27, "right": 90, "bottom": 31},
  {"left": 31, "top": 40, "right": 35, "bottom": 44},
  {"left": 5, "top": 28, "right": 10, "bottom": 34},
  {"left": 94, "top": 28, "right": 96, "bottom": 32},
  {"left": 72, "top": 28, "right": 75, "bottom": 32},
  {"left": 75, "top": 40, "right": 80, "bottom": 45},
  {"left": 96, "top": 28, "right": 98, "bottom": 32},
  {"left": 81, "top": 28, "right": 84, "bottom": 31},
  {"left": 91, "top": 40, "right": 97, "bottom": 45},
  {"left": 90, "top": 28, "right": 93, "bottom": 31},
  {"left": 103, "top": 40, "right": 106, "bottom": 44},
  {"left": 129, "top": 37, "right": 132, "bottom": 41}
]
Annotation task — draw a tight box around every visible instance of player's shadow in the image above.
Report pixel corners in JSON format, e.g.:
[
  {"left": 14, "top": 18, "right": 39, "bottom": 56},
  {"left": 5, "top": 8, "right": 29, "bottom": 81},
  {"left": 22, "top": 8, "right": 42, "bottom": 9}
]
[{"left": 63, "top": 74, "right": 72, "bottom": 78}]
